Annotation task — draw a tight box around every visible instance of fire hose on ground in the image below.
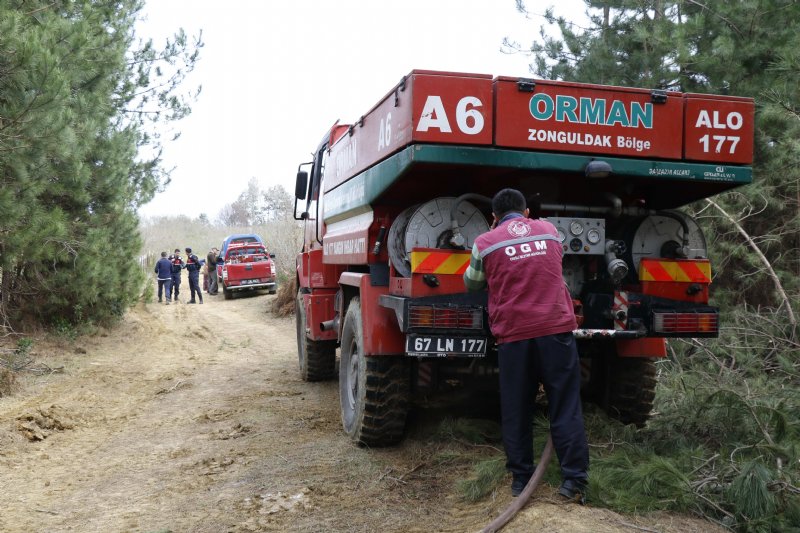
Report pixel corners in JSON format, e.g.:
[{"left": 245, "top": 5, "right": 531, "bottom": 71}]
[{"left": 481, "top": 436, "right": 554, "bottom": 533}]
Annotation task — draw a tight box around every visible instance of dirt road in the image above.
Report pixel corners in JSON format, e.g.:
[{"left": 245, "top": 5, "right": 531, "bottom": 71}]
[{"left": 0, "top": 291, "right": 722, "bottom": 532}]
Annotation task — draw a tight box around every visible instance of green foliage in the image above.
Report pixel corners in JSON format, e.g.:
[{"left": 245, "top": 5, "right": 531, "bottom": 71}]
[
  {"left": 16, "top": 338, "right": 33, "bottom": 358},
  {"left": 436, "top": 417, "right": 502, "bottom": 444},
  {"left": 435, "top": 417, "right": 509, "bottom": 502},
  {"left": 458, "top": 456, "right": 506, "bottom": 502},
  {"left": 452, "top": 415, "right": 562, "bottom": 501},
  {"left": 0, "top": 1, "right": 200, "bottom": 330},
  {"left": 602, "top": 308, "right": 798, "bottom": 530},
  {"left": 446, "top": 314, "right": 797, "bottom": 530},
  {"left": 52, "top": 317, "right": 78, "bottom": 341},
  {"left": 729, "top": 461, "right": 778, "bottom": 528},
  {"left": 591, "top": 452, "right": 694, "bottom": 512},
  {"left": 142, "top": 276, "right": 155, "bottom": 304}
]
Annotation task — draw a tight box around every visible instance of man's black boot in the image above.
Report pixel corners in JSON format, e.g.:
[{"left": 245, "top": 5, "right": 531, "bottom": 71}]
[
  {"left": 558, "top": 479, "right": 587, "bottom": 504},
  {"left": 511, "top": 474, "right": 532, "bottom": 497},
  {"left": 188, "top": 300, "right": 196, "bottom": 304}
]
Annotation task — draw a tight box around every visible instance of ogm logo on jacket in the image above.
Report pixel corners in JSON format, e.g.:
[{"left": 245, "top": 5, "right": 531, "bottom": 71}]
[
  {"left": 504, "top": 240, "right": 549, "bottom": 261},
  {"left": 507, "top": 220, "right": 531, "bottom": 237}
]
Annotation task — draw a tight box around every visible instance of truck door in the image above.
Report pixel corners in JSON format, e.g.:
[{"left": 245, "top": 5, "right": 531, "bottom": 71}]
[{"left": 301, "top": 144, "right": 327, "bottom": 250}]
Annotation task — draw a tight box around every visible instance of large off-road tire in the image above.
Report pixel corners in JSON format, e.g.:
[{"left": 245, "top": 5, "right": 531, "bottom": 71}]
[
  {"left": 339, "top": 297, "right": 409, "bottom": 447},
  {"left": 581, "top": 344, "right": 658, "bottom": 428},
  {"left": 606, "top": 355, "right": 657, "bottom": 428},
  {"left": 223, "top": 285, "right": 233, "bottom": 300},
  {"left": 296, "top": 290, "right": 336, "bottom": 382}
]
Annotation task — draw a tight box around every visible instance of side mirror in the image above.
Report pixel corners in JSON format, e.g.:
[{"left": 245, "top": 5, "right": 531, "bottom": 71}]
[
  {"left": 295, "top": 170, "right": 309, "bottom": 200},
  {"left": 269, "top": 253, "right": 276, "bottom": 259}
]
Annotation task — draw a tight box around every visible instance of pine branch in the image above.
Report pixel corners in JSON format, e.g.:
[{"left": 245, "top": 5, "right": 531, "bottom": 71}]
[
  {"left": 24, "top": 3, "right": 55, "bottom": 17},
  {"left": 684, "top": 1, "right": 745, "bottom": 38},
  {"left": 705, "top": 198, "right": 797, "bottom": 334}
]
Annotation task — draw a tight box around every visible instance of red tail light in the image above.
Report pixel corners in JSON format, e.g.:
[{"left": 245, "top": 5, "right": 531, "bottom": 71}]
[
  {"left": 653, "top": 312, "right": 718, "bottom": 335},
  {"left": 409, "top": 305, "right": 483, "bottom": 329}
]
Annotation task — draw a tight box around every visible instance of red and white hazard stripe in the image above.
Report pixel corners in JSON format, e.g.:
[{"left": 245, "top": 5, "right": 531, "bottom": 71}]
[{"left": 613, "top": 291, "right": 628, "bottom": 331}]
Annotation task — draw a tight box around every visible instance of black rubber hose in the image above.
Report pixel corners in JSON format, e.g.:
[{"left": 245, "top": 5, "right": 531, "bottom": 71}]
[
  {"left": 481, "top": 436, "right": 555, "bottom": 533},
  {"left": 450, "top": 193, "right": 492, "bottom": 227},
  {"left": 655, "top": 210, "right": 691, "bottom": 247}
]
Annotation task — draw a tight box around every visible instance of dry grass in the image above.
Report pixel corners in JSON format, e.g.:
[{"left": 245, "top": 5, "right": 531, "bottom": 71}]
[
  {"left": 0, "top": 367, "right": 18, "bottom": 397},
  {"left": 272, "top": 277, "right": 296, "bottom": 317}
]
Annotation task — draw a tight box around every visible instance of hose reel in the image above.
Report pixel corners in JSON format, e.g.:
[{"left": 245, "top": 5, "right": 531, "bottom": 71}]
[
  {"left": 388, "top": 197, "right": 489, "bottom": 278},
  {"left": 627, "top": 210, "right": 708, "bottom": 275}
]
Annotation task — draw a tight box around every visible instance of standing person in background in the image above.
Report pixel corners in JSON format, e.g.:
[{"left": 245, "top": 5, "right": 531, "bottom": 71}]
[
  {"left": 463, "top": 188, "right": 589, "bottom": 501},
  {"left": 206, "top": 247, "right": 219, "bottom": 295},
  {"left": 169, "top": 248, "right": 185, "bottom": 303},
  {"left": 154, "top": 251, "right": 172, "bottom": 305},
  {"left": 185, "top": 247, "right": 204, "bottom": 304}
]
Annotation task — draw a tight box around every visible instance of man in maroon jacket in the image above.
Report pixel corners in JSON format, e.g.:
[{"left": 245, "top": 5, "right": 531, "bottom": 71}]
[{"left": 464, "top": 188, "right": 588, "bottom": 500}]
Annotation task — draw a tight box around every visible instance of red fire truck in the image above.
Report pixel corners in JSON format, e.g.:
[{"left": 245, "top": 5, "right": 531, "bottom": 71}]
[{"left": 293, "top": 70, "right": 754, "bottom": 446}]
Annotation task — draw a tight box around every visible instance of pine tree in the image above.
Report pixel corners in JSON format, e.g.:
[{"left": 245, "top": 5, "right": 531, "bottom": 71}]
[{"left": 0, "top": 1, "right": 200, "bottom": 327}]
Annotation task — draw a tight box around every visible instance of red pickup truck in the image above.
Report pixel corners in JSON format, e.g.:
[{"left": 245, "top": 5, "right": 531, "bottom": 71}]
[{"left": 217, "top": 242, "right": 277, "bottom": 299}]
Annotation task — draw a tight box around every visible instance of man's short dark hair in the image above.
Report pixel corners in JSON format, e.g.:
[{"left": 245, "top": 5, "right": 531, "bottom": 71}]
[
  {"left": 174, "top": 248, "right": 180, "bottom": 253},
  {"left": 185, "top": 247, "right": 192, "bottom": 253},
  {"left": 161, "top": 251, "right": 168, "bottom": 257},
  {"left": 492, "top": 188, "right": 527, "bottom": 218}
]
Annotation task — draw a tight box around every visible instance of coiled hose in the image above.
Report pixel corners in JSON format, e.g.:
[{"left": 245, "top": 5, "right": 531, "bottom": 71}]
[{"left": 481, "top": 436, "right": 554, "bottom": 533}]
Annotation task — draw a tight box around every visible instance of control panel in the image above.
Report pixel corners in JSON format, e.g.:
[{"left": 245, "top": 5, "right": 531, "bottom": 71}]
[{"left": 547, "top": 217, "right": 606, "bottom": 255}]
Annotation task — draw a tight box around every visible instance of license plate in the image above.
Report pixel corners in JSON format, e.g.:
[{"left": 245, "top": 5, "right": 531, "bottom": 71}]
[
  {"left": 240, "top": 279, "right": 259, "bottom": 285},
  {"left": 405, "top": 335, "right": 488, "bottom": 358}
]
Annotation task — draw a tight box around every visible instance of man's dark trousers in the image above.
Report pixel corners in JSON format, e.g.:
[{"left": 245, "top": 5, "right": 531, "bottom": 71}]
[
  {"left": 157, "top": 279, "right": 172, "bottom": 301},
  {"left": 498, "top": 332, "right": 589, "bottom": 484},
  {"left": 188, "top": 271, "right": 203, "bottom": 302},
  {"left": 208, "top": 268, "right": 218, "bottom": 295},
  {"left": 171, "top": 274, "right": 181, "bottom": 300}
]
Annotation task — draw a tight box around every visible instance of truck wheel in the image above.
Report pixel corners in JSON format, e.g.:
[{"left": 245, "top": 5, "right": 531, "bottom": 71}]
[
  {"left": 605, "top": 354, "right": 657, "bottom": 428},
  {"left": 339, "top": 297, "right": 409, "bottom": 446},
  {"left": 296, "top": 290, "right": 336, "bottom": 381},
  {"left": 223, "top": 286, "right": 233, "bottom": 300}
]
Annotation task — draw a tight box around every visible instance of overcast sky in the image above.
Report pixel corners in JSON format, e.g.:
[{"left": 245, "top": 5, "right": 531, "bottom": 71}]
[{"left": 135, "top": 0, "right": 589, "bottom": 219}]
